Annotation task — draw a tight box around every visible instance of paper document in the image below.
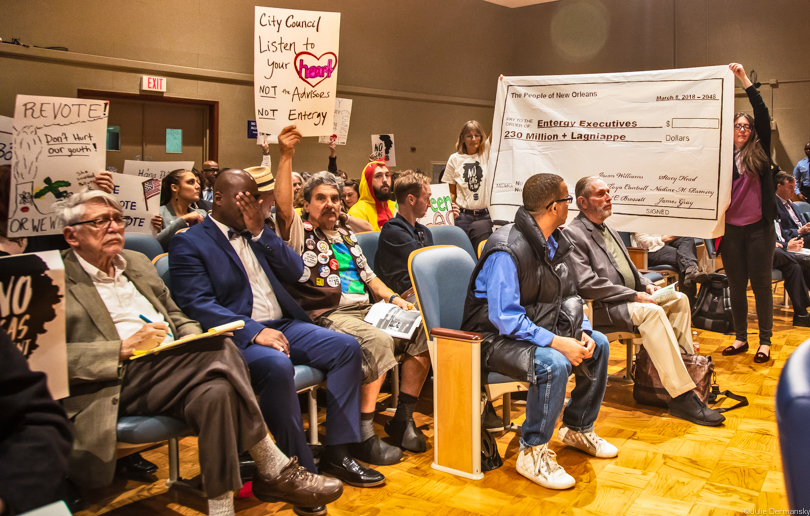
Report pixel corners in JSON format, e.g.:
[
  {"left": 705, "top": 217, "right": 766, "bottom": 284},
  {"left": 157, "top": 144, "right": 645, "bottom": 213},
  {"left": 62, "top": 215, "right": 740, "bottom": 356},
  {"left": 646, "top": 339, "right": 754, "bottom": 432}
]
[
  {"left": 652, "top": 282, "right": 679, "bottom": 304},
  {"left": 364, "top": 301, "right": 422, "bottom": 340},
  {"left": 130, "top": 321, "right": 245, "bottom": 359}
]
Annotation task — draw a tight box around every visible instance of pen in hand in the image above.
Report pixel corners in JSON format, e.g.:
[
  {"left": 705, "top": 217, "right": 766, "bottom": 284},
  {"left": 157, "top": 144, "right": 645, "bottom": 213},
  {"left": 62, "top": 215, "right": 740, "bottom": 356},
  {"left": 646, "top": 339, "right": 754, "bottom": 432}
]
[{"left": 138, "top": 314, "right": 173, "bottom": 340}]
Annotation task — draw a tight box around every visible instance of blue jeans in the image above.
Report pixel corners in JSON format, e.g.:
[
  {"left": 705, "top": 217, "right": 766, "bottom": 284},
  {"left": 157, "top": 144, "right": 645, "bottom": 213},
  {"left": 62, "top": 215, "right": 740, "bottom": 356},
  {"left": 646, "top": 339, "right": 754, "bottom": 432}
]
[{"left": 520, "top": 330, "right": 610, "bottom": 449}]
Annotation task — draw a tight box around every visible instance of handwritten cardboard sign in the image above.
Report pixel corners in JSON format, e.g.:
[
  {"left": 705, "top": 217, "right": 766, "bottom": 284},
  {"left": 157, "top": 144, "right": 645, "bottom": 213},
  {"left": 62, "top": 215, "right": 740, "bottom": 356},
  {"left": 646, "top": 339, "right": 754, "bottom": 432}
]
[
  {"left": 0, "top": 115, "right": 12, "bottom": 166},
  {"left": 319, "top": 97, "right": 353, "bottom": 145},
  {"left": 254, "top": 6, "right": 341, "bottom": 137},
  {"left": 8, "top": 95, "right": 108, "bottom": 237},
  {"left": 416, "top": 183, "right": 455, "bottom": 226},
  {"left": 487, "top": 66, "right": 734, "bottom": 237},
  {"left": 108, "top": 173, "right": 160, "bottom": 235},
  {"left": 0, "top": 250, "right": 69, "bottom": 399},
  {"left": 122, "top": 160, "right": 195, "bottom": 180},
  {"left": 371, "top": 134, "right": 396, "bottom": 167}
]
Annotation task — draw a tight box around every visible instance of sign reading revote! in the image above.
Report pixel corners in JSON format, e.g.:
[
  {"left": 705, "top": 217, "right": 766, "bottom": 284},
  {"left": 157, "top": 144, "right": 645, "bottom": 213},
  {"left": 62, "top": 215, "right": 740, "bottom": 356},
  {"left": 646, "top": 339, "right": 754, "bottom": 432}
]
[
  {"left": 8, "top": 95, "right": 109, "bottom": 237},
  {"left": 416, "top": 183, "right": 455, "bottom": 226},
  {"left": 487, "top": 66, "right": 735, "bottom": 238},
  {"left": 0, "top": 250, "right": 69, "bottom": 399},
  {"left": 254, "top": 7, "right": 341, "bottom": 138}
]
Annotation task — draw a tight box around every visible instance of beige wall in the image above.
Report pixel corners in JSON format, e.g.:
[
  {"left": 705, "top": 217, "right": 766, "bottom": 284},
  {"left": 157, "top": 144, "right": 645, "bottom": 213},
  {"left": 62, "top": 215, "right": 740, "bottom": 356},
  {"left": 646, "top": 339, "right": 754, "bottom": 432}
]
[
  {"left": 512, "top": 0, "right": 810, "bottom": 169},
  {"left": 3, "top": 0, "right": 809, "bottom": 177}
]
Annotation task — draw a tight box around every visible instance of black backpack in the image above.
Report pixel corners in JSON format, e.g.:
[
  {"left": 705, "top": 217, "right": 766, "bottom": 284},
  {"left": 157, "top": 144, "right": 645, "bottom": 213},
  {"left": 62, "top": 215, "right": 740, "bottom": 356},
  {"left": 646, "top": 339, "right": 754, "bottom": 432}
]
[{"left": 691, "top": 272, "right": 734, "bottom": 334}]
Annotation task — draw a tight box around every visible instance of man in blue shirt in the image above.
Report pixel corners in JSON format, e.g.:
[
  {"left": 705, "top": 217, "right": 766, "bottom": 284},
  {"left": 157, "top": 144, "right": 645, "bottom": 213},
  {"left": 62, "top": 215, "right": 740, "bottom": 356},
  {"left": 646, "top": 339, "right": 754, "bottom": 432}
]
[
  {"left": 461, "top": 173, "right": 616, "bottom": 490},
  {"left": 794, "top": 141, "right": 810, "bottom": 200}
]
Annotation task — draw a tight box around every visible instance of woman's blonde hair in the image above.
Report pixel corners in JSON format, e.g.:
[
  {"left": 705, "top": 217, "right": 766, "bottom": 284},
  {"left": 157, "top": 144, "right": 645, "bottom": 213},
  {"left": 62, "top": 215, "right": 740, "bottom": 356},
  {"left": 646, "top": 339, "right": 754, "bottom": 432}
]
[
  {"left": 455, "top": 120, "right": 488, "bottom": 156},
  {"left": 734, "top": 112, "right": 769, "bottom": 176}
]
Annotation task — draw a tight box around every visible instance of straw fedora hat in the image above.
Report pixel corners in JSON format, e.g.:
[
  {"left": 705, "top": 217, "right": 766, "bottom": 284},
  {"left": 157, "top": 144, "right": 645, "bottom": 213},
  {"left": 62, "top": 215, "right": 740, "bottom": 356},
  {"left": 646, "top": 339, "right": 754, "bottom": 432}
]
[{"left": 244, "top": 166, "right": 275, "bottom": 192}]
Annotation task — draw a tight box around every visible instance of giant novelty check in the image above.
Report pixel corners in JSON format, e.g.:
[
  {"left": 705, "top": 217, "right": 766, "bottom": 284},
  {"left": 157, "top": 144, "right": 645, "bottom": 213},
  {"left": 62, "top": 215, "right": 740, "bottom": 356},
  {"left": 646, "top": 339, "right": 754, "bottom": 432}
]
[{"left": 487, "top": 66, "right": 735, "bottom": 237}]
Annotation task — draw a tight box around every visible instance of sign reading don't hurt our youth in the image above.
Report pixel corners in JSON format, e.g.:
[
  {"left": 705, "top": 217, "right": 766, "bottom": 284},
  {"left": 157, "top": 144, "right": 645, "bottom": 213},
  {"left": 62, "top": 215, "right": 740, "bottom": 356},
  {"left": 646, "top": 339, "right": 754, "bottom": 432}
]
[
  {"left": 487, "top": 66, "right": 735, "bottom": 238},
  {"left": 0, "top": 250, "right": 69, "bottom": 399},
  {"left": 8, "top": 95, "right": 108, "bottom": 237},
  {"left": 254, "top": 6, "right": 341, "bottom": 137}
]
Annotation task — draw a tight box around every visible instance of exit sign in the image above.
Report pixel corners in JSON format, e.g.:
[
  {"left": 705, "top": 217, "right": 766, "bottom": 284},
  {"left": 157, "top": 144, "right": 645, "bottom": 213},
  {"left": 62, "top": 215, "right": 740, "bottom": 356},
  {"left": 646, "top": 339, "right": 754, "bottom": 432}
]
[{"left": 140, "top": 76, "right": 167, "bottom": 92}]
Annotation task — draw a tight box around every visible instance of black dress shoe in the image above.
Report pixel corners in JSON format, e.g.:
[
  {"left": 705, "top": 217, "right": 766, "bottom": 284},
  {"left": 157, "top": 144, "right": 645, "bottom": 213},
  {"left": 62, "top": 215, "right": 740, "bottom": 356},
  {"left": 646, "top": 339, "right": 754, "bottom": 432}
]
[
  {"left": 721, "top": 342, "right": 749, "bottom": 356},
  {"left": 669, "top": 391, "right": 725, "bottom": 426},
  {"left": 348, "top": 434, "right": 403, "bottom": 465},
  {"left": 294, "top": 506, "right": 326, "bottom": 516},
  {"left": 384, "top": 418, "right": 427, "bottom": 453},
  {"left": 64, "top": 479, "right": 85, "bottom": 513},
  {"left": 794, "top": 313, "right": 810, "bottom": 328},
  {"left": 319, "top": 454, "right": 385, "bottom": 488},
  {"left": 684, "top": 266, "right": 708, "bottom": 287},
  {"left": 483, "top": 401, "right": 503, "bottom": 433},
  {"left": 116, "top": 452, "right": 158, "bottom": 480}
]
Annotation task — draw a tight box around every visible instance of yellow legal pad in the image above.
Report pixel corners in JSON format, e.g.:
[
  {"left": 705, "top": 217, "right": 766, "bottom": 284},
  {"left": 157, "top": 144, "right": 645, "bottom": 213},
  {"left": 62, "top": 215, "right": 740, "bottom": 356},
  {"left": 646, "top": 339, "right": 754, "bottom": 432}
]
[{"left": 130, "top": 321, "right": 245, "bottom": 359}]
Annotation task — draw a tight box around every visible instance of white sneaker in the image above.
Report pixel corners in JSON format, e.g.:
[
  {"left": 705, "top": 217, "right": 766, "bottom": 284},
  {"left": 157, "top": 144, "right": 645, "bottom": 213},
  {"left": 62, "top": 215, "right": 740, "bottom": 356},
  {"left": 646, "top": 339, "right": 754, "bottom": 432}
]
[
  {"left": 516, "top": 443, "right": 576, "bottom": 489},
  {"left": 558, "top": 426, "right": 618, "bottom": 458}
]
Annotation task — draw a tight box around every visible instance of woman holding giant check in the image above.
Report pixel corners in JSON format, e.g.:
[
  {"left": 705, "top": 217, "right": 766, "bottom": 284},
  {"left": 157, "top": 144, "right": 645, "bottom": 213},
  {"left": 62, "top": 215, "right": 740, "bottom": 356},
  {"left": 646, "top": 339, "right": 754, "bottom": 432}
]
[{"left": 720, "top": 63, "right": 776, "bottom": 364}]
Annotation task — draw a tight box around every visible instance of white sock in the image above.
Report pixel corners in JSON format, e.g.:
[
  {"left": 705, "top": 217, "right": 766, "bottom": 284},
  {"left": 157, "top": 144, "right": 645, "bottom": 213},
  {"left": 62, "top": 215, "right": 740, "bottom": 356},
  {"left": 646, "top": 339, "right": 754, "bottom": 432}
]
[
  {"left": 250, "top": 434, "right": 290, "bottom": 478},
  {"left": 208, "top": 491, "right": 234, "bottom": 516}
]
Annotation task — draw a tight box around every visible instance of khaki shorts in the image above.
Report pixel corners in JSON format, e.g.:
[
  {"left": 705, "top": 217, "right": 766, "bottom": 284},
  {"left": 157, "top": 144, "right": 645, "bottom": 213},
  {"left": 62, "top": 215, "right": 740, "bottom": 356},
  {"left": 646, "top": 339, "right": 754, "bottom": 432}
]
[{"left": 317, "top": 303, "right": 428, "bottom": 384}]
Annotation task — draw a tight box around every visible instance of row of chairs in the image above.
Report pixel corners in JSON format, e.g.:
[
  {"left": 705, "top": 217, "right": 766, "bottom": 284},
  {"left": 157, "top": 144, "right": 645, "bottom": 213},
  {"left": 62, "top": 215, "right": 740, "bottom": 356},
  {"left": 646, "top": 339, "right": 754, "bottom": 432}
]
[
  {"left": 120, "top": 225, "right": 656, "bottom": 484},
  {"left": 115, "top": 224, "right": 479, "bottom": 493}
]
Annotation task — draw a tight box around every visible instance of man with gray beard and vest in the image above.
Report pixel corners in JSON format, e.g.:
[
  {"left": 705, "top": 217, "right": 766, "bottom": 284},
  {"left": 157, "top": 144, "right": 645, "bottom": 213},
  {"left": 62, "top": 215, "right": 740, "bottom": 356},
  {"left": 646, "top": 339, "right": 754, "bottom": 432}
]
[{"left": 462, "top": 173, "right": 617, "bottom": 489}]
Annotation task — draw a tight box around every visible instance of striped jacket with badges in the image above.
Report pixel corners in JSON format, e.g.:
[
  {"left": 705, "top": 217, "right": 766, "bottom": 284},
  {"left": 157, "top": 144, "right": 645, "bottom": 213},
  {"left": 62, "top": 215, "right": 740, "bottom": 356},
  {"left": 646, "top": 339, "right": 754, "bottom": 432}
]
[{"left": 284, "top": 213, "right": 371, "bottom": 318}]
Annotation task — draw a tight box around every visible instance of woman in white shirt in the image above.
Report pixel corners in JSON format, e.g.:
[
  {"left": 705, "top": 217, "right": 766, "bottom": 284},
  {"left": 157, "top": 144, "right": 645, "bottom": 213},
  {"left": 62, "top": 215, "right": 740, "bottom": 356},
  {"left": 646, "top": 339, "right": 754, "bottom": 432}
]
[{"left": 442, "top": 120, "right": 492, "bottom": 248}]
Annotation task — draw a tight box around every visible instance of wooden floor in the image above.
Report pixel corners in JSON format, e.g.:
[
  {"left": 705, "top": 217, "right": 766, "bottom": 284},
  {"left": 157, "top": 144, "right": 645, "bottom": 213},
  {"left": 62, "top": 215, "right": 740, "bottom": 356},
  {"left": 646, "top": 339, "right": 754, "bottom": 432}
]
[{"left": 77, "top": 287, "right": 804, "bottom": 516}]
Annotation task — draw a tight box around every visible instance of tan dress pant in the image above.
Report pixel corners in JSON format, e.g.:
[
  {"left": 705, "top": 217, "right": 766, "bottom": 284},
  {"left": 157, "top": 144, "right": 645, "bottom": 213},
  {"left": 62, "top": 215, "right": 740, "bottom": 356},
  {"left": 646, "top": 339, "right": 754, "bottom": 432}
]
[{"left": 627, "top": 292, "right": 696, "bottom": 398}]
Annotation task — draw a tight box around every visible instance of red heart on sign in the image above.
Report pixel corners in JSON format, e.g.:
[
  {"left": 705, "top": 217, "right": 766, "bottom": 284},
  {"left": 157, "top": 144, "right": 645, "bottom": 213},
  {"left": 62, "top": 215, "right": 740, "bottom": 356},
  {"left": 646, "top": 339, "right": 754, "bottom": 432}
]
[{"left": 294, "top": 51, "right": 338, "bottom": 88}]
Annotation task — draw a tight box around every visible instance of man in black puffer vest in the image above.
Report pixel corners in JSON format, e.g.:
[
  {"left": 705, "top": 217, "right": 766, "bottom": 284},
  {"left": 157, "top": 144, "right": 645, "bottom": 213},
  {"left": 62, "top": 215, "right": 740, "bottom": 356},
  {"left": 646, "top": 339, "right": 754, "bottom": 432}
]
[{"left": 462, "top": 173, "right": 616, "bottom": 490}]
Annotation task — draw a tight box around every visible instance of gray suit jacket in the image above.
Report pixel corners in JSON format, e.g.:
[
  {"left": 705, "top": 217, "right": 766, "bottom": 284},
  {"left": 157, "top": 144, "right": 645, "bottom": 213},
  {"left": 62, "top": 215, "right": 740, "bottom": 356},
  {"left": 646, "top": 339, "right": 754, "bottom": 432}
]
[
  {"left": 61, "top": 248, "right": 201, "bottom": 488},
  {"left": 563, "top": 213, "right": 651, "bottom": 332}
]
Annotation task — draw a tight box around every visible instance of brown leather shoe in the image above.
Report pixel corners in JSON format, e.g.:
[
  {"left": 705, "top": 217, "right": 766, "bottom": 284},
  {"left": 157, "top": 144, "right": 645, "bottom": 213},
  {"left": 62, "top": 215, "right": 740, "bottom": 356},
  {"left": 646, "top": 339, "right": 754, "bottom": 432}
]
[{"left": 252, "top": 457, "right": 343, "bottom": 508}]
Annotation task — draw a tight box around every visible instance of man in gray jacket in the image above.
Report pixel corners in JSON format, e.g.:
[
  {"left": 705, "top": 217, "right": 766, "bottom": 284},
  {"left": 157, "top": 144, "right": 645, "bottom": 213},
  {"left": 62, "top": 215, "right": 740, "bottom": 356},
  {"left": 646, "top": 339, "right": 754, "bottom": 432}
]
[{"left": 563, "top": 176, "right": 723, "bottom": 426}]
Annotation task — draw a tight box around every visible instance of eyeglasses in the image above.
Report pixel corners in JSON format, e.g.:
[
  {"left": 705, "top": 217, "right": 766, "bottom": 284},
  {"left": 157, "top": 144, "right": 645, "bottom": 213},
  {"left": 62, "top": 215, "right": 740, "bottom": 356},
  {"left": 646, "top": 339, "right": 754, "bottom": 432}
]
[
  {"left": 70, "top": 216, "right": 131, "bottom": 231},
  {"left": 202, "top": 168, "right": 219, "bottom": 173},
  {"left": 734, "top": 123, "right": 752, "bottom": 132},
  {"left": 545, "top": 196, "right": 574, "bottom": 210}
]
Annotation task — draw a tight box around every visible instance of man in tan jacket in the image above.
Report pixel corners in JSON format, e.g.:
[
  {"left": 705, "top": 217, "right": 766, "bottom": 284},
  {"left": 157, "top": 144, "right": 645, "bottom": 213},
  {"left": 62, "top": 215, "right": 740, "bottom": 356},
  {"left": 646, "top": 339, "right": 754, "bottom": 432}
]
[{"left": 56, "top": 190, "right": 342, "bottom": 516}]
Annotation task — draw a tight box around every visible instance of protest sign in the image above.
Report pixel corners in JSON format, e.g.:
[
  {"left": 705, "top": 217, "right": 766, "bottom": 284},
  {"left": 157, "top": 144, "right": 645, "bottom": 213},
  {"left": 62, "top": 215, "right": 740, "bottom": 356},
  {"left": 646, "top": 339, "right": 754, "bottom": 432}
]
[
  {"left": 8, "top": 95, "right": 108, "bottom": 237},
  {"left": 108, "top": 173, "right": 160, "bottom": 235},
  {"left": 122, "top": 160, "right": 195, "bottom": 180},
  {"left": 416, "top": 183, "right": 455, "bottom": 226},
  {"left": 0, "top": 115, "right": 12, "bottom": 165},
  {"left": 371, "top": 134, "right": 396, "bottom": 167},
  {"left": 319, "top": 98, "right": 353, "bottom": 145},
  {"left": 254, "top": 7, "right": 341, "bottom": 137},
  {"left": 487, "top": 66, "right": 734, "bottom": 237},
  {"left": 0, "top": 250, "right": 69, "bottom": 399}
]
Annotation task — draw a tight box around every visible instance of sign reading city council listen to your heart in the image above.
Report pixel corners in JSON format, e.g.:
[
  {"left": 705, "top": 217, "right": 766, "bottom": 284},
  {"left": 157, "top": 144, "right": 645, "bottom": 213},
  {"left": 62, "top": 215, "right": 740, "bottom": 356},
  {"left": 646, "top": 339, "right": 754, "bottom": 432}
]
[{"left": 254, "top": 7, "right": 341, "bottom": 138}]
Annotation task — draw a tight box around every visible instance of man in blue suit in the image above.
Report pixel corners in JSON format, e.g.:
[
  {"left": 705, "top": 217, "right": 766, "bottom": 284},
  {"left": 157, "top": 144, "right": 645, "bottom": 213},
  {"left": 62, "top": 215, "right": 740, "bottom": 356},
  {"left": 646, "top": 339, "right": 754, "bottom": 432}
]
[
  {"left": 169, "top": 169, "right": 385, "bottom": 496},
  {"left": 775, "top": 170, "right": 810, "bottom": 247}
]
